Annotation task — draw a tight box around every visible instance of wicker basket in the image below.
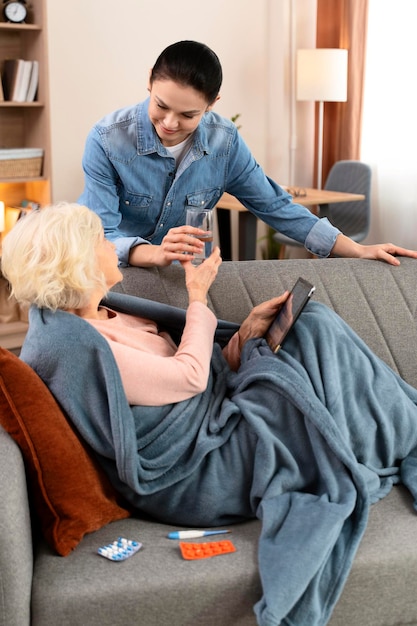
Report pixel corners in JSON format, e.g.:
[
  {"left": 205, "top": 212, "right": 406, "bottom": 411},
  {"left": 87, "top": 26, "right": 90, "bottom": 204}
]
[{"left": 0, "top": 156, "right": 43, "bottom": 178}]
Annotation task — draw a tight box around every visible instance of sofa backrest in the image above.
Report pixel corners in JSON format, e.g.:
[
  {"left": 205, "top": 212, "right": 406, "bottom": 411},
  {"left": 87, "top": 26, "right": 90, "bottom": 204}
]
[{"left": 114, "top": 257, "right": 417, "bottom": 388}]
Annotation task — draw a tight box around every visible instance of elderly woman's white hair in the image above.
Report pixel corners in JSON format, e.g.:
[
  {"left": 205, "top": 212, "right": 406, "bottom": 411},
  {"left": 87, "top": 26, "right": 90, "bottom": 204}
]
[{"left": 1, "top": 202, "right": 108, "bottom": 311}]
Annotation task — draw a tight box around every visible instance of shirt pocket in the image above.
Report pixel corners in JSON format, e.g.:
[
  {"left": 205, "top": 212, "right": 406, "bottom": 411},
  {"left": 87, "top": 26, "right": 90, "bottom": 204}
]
[
  {"left": 120, "top": 192, "right": 157, "bottom": 236},
  {"left": 121, "top": 192, "right": 153, "bottom": 212},
  {"left": 185, "top": 188, "right": 221, "bottom": 210}
]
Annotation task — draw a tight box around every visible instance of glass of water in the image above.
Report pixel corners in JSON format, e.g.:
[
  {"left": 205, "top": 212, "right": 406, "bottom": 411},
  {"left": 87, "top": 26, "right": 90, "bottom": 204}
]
[{"left": 185, "top": 207, "right": 213, "bottom": 265}]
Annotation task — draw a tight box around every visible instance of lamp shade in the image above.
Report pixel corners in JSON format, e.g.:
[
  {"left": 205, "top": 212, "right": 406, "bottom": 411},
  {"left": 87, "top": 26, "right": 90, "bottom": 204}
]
[{"left": 297, "top": 48, "right": 348, "bottom": 102}]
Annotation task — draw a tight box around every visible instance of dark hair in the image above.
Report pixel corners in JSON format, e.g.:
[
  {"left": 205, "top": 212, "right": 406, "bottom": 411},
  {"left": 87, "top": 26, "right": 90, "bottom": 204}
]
[{"left": 150, "top": 41, "right": 222, "bottom": 105}]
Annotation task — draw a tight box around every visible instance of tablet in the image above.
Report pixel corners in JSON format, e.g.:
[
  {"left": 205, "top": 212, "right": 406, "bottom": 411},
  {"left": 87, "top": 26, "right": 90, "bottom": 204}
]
[{"left": 265, "top": 277, "right": 315, "bottom": 353}]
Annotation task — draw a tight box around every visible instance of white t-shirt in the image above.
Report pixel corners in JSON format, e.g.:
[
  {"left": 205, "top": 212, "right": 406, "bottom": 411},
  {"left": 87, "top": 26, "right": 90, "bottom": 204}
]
[{"left": 165, "top": 134, "right": 194, "bottom": 166}]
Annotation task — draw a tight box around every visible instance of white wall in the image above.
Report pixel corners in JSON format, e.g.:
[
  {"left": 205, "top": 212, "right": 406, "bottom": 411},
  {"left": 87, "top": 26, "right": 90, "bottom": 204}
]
[
  {"left": 360, "top": 0, "right": 417, "bottom": 250},
  {"left": 46, "top": 0, "right": 316, "bottom": 206}
]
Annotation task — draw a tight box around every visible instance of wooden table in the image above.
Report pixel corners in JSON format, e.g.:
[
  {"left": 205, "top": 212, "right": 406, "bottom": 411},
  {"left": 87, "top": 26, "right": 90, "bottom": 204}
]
[{"left": 215, "top": 188, "right": 365, "bottom": 261}]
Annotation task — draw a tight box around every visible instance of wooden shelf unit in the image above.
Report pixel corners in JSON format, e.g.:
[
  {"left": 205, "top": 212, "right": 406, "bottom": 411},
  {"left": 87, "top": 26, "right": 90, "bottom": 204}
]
[
  {"left": 0, "top": 0, "right": 51, "bottom": 349},
  {"left": 0, "top": 0, "right": 51, "bottom": 208}
]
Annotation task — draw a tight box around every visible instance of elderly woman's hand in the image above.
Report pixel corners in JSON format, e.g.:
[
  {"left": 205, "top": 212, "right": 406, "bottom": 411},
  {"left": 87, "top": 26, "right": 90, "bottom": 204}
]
[
  {"left": 182, "top": 246, "right": 222, "bottom": 305},
  {"left": 237, "top": 293, "right": 290, "bottom": 351}
]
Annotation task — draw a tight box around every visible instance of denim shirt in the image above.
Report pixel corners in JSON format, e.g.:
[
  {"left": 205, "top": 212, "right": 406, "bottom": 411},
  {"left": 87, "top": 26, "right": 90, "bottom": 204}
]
[{"left": 78, "top": 98, "right": 340, "bottom": 266}]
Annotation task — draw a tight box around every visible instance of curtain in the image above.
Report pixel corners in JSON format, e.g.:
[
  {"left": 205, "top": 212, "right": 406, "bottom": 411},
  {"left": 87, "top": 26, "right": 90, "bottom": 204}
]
[{"left": 316, "top": 0, "right": 369, "bottom": 186}]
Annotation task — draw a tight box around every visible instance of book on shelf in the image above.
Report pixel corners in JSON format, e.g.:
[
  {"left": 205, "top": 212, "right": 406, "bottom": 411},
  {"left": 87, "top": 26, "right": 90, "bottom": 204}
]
[
  {"left": 26, "top": 61, "right": 39, "bottom": 102},
  {"left": 1, "top": 59, "right": 39, "bottom": 102},
  {"left": 2, "top": 59, "right": 27, "bottom": 101},
  {"left": 15, "top": 60, "right": 32, "bottom": 102}
]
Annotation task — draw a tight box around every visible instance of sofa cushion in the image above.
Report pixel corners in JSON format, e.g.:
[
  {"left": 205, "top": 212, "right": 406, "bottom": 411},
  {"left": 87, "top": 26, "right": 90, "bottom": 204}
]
[{"left": 0, "top": 347, "right": 131, "bottom": 556}]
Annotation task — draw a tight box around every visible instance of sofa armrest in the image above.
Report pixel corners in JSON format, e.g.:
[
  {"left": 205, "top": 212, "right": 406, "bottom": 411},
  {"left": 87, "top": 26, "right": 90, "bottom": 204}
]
[{"left": 0, "top": 425, "right": 33, "bottom": 626}]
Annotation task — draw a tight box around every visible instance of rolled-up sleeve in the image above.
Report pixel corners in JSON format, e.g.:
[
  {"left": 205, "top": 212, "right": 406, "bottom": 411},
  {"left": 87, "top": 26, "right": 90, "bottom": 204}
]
[
  {"left": 115, "top": 237, "right": 151, "bottom": 267},
  {"left": 304, "top": 218, "right": 341, "bottom": 258}
]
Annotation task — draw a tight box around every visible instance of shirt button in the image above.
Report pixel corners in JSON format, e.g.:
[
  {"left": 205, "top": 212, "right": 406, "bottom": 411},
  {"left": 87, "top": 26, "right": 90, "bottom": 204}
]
[
  {"left": 125, "top": 200, "right": 130, "bottom": 205},
  {"left": 166, "top": 202, "right": 171, "bottom": 207},
  {"left": 201, "top": 200, "right": 205, "bottom": 205},
  {"left": 159, "top": 223, "right": 164, "bottom": 228}
]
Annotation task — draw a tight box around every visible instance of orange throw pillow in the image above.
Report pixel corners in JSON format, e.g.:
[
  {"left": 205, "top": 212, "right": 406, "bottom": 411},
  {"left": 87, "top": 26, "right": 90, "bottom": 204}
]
[{"left": 0, "top": 347, "right": 131, "bottom": 556}]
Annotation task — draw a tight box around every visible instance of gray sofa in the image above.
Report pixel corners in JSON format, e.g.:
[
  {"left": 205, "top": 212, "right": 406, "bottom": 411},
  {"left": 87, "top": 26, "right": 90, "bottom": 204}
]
[{"left": 2, "top": 256, "right": 417, "bottom": 626}]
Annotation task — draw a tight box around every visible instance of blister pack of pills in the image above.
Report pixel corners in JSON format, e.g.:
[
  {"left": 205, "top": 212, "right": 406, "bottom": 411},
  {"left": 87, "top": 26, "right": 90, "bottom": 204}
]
[
  {"left": 97, "top": 537, "right": 142, "bottom": 561},
  {"left": 179, "top": 540, "right": 236, "bottom": 560}
]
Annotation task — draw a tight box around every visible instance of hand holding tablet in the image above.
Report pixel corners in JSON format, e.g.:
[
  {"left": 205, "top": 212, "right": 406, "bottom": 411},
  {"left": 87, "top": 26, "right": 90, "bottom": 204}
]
[{"left": 265, "top": 277, "right": 315, "bottom": 353}]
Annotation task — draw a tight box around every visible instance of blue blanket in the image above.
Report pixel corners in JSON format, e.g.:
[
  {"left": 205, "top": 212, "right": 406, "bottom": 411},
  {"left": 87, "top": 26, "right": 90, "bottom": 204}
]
[{"left": 21, "top": 294, "right": 417, "bottom": 626}]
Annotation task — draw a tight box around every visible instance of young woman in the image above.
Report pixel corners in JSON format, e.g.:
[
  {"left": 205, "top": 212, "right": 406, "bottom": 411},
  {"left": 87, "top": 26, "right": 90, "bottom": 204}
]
[
  {"left": 4, "top": 203, "right": 417, "bottom": 626},
  {"left": 78, "top": 40, "right": 417, "bottom": 268}
]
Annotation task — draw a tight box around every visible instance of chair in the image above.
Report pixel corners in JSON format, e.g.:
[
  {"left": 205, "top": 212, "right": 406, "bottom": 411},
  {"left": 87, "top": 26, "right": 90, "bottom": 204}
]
[{"left": 273, "top": 160, "right": 372, "bottom": 257}]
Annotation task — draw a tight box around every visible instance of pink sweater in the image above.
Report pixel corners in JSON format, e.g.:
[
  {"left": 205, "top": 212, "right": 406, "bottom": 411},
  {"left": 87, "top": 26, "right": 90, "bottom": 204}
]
[{"left": 88, "top": 302, "right": 241, "bottom": 406}]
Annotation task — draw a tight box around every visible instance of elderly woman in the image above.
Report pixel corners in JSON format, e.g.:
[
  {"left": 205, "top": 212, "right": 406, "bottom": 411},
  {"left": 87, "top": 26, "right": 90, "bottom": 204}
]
[{"left": 3, "top": 202, "right": 417, "bottom": 626}]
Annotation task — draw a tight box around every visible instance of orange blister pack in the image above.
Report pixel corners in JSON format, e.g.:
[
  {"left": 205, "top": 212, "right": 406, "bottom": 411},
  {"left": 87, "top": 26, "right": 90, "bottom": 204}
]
[{"left": 179, "top": 540, "right": 236, "bottom": 560}]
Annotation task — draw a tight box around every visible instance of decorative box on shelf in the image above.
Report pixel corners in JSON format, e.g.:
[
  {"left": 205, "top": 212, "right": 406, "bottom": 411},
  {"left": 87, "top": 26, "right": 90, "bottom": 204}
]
[{"left": 0, "top": 148, "right": 44, "bottom": 178}]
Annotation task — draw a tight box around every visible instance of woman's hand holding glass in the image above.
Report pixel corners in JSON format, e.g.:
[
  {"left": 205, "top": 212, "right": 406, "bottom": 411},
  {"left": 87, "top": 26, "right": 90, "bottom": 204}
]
[
  {"left": 150, "top": 207, "right": 213, "bottom": 268},
  {"left": 161, "top": 225, "right": 207, "bottom": 262},
  {"left": 128, "top": 225, "right": 206, "bottom": 267}
]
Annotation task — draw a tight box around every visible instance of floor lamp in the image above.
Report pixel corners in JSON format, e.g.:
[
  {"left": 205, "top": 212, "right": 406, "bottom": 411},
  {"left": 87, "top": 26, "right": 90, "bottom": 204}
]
[{"left": 296, "top": 49, "right": 348, "bottom": 189}]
